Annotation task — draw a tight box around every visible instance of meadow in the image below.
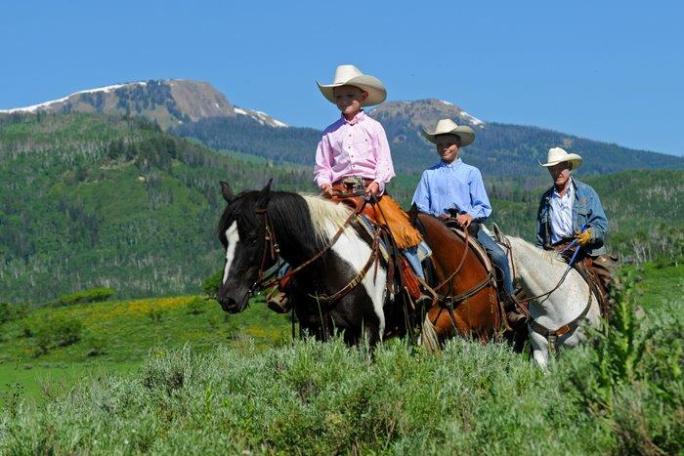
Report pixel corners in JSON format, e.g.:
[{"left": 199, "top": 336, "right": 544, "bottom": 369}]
[{"left": 0, "top": 262, "right": 681, "bottom": 455}]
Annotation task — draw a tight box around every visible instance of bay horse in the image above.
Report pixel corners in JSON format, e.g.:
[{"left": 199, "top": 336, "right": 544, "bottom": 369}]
[
  {"left": 217, "top": 180, "right": 505, "bottom": 348},
  {"left": 415, "top": 213, "right": 504, "bottom": 346},
  {"left": 493, "top": 232, "right": 601, "bottom": 369}
]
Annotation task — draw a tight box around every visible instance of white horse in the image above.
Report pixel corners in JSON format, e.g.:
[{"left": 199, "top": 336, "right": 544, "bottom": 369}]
[{"left": 494, "top": 231, "right": 601, "bottom": 369}]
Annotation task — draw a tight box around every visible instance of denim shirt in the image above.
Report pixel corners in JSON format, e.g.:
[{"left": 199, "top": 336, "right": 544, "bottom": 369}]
[{"left": 535, "top": 178, "right": 608, "bottom": 256}]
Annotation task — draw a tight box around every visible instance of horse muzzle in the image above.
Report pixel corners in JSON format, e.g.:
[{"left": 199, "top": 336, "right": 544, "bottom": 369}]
[{"left": 218, "top": 286, "right": 250, "bottom": 314}]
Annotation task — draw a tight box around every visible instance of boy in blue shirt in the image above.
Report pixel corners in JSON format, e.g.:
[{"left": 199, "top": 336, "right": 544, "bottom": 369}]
[{"left": 412, "top": 119, "right": 524, "bottom": 323}]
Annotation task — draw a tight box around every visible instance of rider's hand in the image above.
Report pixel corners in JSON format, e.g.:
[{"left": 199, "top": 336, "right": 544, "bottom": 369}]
[
  {"left": 320, "top": 183, "right": 333, "bottom": 197},
  {"left": 575, "top": 228, "right": 592, "bottom": 247},
  {"left": 456, "top": 213, "right": 473, "bottom": 229},
  {"left": 365, "top": 181, "right": 380, "bottom": 196}
]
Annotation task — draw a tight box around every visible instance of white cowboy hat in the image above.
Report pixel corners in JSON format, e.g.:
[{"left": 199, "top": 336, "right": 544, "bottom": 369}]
[
  {"left": 539, "top": 147, "right": 583, "bottom": 169},
  {"left": 317, "top": 64, "right": 387, "bottom": 107},
  {"left": 421, "top": 118, "right": 475, "bottom": 147}
]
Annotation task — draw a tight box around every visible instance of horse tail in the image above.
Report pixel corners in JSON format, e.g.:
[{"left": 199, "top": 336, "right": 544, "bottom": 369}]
[{"left": 419, "top": 315, "right": 441, "bottom": 352}]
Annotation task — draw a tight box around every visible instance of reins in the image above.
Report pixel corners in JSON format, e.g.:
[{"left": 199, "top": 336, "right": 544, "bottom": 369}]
[
  {"left": 432, "top": 225, "right": 470, "bottom": 292},
  {"left": 251, "top": 200, "right": 363, "bottom": 295}
]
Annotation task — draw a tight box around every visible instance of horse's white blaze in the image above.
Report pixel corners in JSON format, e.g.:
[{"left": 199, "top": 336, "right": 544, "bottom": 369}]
[
  {"left": 222, "top": 221, "right": 240, "bottom": 285},
  {"left": 322, "top": 219, "right": 387, "bottom": 339}
]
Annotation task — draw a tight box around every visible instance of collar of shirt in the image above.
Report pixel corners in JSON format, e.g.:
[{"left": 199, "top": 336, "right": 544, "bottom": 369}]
[
  {"left": 552, "top": 178, "right": 574, "bottom": 201},
  {"left": 437, "top": 158, "right": 463, "bottom": 168},
  {"left": 341, "top": 110, "right": 367, "bottom": 125}
]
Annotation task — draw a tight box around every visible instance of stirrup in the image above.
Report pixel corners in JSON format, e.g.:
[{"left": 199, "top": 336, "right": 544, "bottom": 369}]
[{"left": 266, "top": 289, "right": 291, "bottom": 314}]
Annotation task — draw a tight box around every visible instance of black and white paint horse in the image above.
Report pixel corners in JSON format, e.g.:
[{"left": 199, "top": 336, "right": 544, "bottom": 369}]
[{"left": 217, "top": 180, "right": 394, "bottom": 345}]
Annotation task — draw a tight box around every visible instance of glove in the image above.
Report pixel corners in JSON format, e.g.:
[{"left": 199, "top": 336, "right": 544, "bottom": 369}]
[{"left": 575, "top": 228, "right": 592, "bottom": 247}]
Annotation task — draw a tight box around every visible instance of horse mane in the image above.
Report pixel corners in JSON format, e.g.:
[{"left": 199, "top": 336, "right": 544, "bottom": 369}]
[
  {"left": 300, "top": 194, "right": 354, "bottom": 242},
  {"left": 507, "top": 236, "right": 566, "bottom": 265},
  {"left": 218, "top": 190, "right": 355, "bottom": 251}
]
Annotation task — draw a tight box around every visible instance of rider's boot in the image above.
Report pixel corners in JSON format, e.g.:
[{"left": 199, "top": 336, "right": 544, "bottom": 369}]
[
  {"left": 266, "top": 287, "right": 291, "bottom": 313},
  {"left": 505, "top": 290, "right": 527, "bottom": 326}
]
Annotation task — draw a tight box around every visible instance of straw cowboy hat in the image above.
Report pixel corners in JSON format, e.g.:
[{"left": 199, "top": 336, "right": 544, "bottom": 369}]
[
  {"left": 317, "top": 64, "right": 387, "bottom": 107},
  {"left": 421, "top": 118, "right": 475, "bottom": 147},
  {"left": 539, "top": 147, "right": 583, "bottom": 170}
]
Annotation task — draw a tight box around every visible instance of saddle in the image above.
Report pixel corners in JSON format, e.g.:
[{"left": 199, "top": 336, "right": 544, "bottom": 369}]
[
  {"left": 442, "top": 221, "right": 495, "bottom": 274},
  {"left": 442, "top": 220, "right": 512, "bottom": 315},
  {"left": 327, "top": 177, "right": 428, "bottom": 303}
]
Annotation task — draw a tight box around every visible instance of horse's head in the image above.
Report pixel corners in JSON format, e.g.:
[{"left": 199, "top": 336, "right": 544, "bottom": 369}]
[{"left": 216, "top": 180, "right": 274, "bottom": 313}]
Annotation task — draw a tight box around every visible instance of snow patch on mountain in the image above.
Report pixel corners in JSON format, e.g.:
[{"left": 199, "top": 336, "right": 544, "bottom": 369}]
[
  {"left": 0, "top": 82, "right": 148, "bottom": 113},
  {"left": 460, "top": 111, "right": 484, "bottom": 127},
  {"left": 234, "top": 106, "right": 288, "bottom": 128}
]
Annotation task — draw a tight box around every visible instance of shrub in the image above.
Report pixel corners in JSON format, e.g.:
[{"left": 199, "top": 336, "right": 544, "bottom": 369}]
[
  {"left": 0, "top": 302, "right": 29, "bottom": 324},
  {"left": 571, "top": 268, "right": 684, "bottom": 454},
  {"left": 84, "top": 334, "right": 107, "bottom": 357},
  {"left": 147, "top": 308, "right": 165, "bottom": 323},
  {"left": 186, "top": 297, "right": 208, "bottom": 315},
  {"left": 53, "top": 287, "right": 115, "bottom": 307},
  {"left": 32, "top": 315, "right": 83, "bottom": 356},
  {"left": 202, "top": 270, "right": 223, "bottom": 301}
]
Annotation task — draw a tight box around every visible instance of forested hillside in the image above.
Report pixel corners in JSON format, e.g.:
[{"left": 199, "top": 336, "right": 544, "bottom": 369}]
[
  {"left": 1, "top": 112, "right": 681, "bottom": 304},
  {"left": 0, "top": 113, "right": 312, "bottom": 303}
]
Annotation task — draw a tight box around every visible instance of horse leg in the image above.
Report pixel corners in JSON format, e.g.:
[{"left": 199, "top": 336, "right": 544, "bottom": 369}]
[
  {"left": 529, "top": 331, "right": 550, "bottom": 370},
  {"left": 427, "top": 306, "right": 470, "bottom": 339}
]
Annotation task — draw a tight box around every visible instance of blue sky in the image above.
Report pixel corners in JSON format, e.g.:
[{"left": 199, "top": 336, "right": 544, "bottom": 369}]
[{"left": 1, "top": 0, "right": 682, "bottom": 155}]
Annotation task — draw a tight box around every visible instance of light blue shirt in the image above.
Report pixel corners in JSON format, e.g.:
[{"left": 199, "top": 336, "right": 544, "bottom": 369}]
[{"left": 412, "top": 159, "right": 492, "bottom": 219}]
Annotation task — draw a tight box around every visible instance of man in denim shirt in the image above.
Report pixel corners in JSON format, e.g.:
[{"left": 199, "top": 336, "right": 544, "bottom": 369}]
[
  {"left": 536, "top": 147, "right": 616, "bottom": 307},
  {"left": 535, "top": 147, "right": 607, "bottom": 255}
]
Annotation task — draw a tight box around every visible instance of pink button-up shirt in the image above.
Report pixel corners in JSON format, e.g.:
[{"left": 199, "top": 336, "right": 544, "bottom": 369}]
[{"left": 314, "top": 111, "right": 396, "bottom": 193}]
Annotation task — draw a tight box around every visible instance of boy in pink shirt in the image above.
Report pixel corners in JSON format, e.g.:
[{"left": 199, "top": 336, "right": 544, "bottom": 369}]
[
  {"left": 267, "top": 65, "right": 429, "bottom": 313},
  {"left": 314, "top": 65, "right": 394, "bottom": 199},
  {"left": 316, "top": 65, "right": 429, "bottom": 300}
]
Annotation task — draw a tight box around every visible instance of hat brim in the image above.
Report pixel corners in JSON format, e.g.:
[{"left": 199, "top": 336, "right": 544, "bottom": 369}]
[
  {"left": 538, "top": 154, "right": 583, "bottom": 170},
  {"left": 317, "top": 75, "right": 387, "bottom": 107},
  {"left": 421, "top": 126, "right": 475, "bottom": 147}
]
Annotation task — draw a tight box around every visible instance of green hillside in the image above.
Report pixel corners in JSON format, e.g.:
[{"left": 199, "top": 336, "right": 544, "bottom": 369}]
[
  {"left": 0, "top": 113, "right": 313, "bottom": 303},
  {"left": 1, "top": 112, "right": 681, "bottom": 305},
  {"left": 0, "top": 263, "right": 681, "bottom": 454}
]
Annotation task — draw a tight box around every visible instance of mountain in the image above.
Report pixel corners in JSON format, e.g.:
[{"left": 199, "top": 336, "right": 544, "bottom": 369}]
[
  {"left": 370, "top": 99, "right": 683, "bottom": 178},
  {"left": 174, "top": 98, "right": 684, "bottom": 183},
  {"left": 6, "top": 81, "right": 681, "bottom": 180},
  {"left": 0, "top": 80, "right": 288, "bottom": 130},
  {"left": 0, "top": 112, "right": 310, "bottom": 304}
]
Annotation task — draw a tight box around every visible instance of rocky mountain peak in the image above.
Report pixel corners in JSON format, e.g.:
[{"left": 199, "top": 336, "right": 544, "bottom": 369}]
[
  {"left": 371, "top": 98, "right": 485, "bottom": 129},
  {"left": 0, "top": 79, "right": 287, "bottom": 130}
]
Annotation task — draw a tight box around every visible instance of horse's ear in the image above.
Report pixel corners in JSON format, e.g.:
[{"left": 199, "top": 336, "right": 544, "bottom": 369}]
[
  {"left": 256, "top": 178, "right": 273, "bottom": 209},
  {"left": 220, "top": 181, "right": 234, "bottom": 203}
]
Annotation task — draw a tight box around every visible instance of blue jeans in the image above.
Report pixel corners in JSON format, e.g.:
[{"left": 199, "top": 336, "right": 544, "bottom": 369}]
[{"left": 475, "top": 227, "right": 513, "bottom": 296}]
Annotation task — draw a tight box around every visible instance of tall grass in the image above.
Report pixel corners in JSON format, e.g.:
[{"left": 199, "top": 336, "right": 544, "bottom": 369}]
[{"left": 0, "top": 270, "right": 681, "bottom": 455}]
